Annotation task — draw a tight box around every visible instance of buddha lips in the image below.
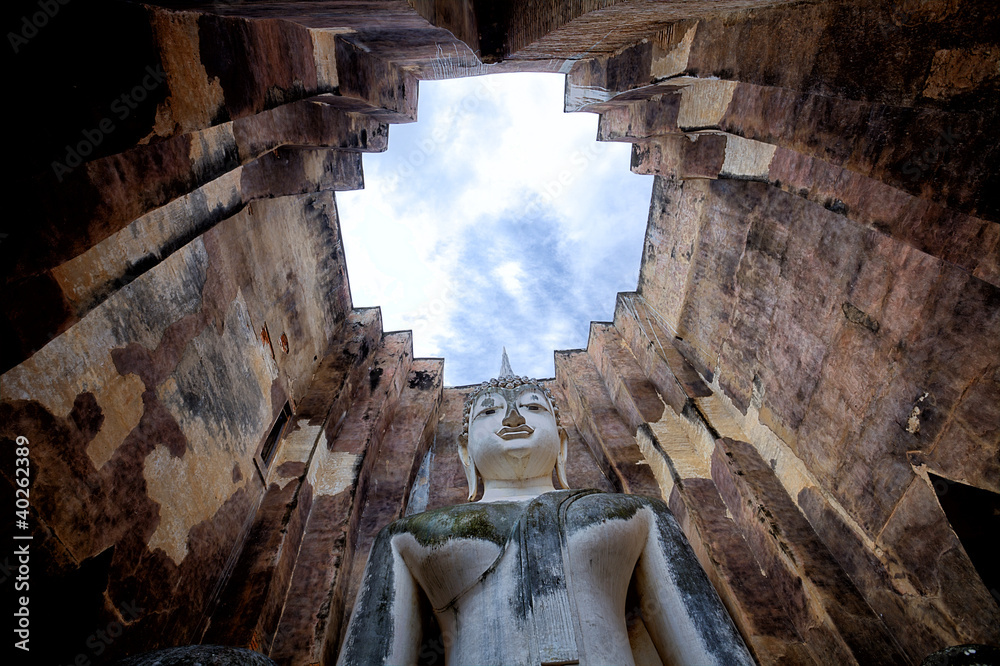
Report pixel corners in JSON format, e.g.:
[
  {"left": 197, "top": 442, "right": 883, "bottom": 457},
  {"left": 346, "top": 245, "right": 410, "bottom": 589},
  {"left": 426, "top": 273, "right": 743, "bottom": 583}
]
[{"left": 496, "top": 424, "right": 534, "bottom": 439}]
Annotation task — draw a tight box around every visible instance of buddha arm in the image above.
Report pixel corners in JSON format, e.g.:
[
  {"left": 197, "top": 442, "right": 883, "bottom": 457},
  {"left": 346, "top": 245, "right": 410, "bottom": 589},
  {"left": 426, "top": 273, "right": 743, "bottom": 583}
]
[
  {"left": 337, "top": 526, "right": 423, "bottom": 666},
  {"left": 635, "top": 500, "right": 755, "bottom": 666}
]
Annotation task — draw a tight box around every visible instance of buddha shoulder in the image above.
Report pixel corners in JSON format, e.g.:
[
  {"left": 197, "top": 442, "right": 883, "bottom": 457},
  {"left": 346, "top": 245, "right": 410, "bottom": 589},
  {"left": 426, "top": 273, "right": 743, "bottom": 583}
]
[
  {"left": 378, "top": 492, "right": 670, "bottom": 546},
  {"left": 561, "top": 491, "right": 664, "bottom": 534},
  {"left": 383, "top": 501, "right": 526, "bottom": 547}
]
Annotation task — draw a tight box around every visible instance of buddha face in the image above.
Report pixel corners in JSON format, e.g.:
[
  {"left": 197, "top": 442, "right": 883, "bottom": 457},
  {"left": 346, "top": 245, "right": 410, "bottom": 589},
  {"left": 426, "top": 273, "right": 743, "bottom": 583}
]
[{"left": 459, "top": 385, "right": 569, "bottom": 499}]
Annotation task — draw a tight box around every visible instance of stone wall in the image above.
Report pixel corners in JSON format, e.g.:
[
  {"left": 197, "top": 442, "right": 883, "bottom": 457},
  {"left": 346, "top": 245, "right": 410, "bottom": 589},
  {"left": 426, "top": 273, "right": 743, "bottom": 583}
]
[
  {"left": 2, "top": 0, "right": 997, "bottom": 665},
  {"left": 0, "top": 190, "right": 352, "bottom": 662}
]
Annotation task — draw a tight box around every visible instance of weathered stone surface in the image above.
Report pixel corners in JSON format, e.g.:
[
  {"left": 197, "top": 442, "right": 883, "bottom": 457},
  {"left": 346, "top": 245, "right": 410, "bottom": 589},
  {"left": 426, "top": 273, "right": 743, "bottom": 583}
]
[
  {"left": 670, "top": 478, "right": 820, "bottom": 665},
  {"left": 281, "top": 331, "right": 414, "bottom": 664},
  {"left": 616, "top": 293, "right": 714, "bottom": 409},
  {"left": 153, "top": 0, "right": 488, "bottom": 79},
  {"left": 555, "top": 350, "right": 660, "bottom": 496},
  {"left": 612, "top": 79, "right": 997, "bottom": 216},
  {"left": 548, "top": 382, "right": 620, "bottom": 494},
  {"left": 268, "top": 333, "right": 414, "bottom": 664},
  {"left": 632, "top": 132, "right": 730, "bottom": 180},
  {"left": 326, "top": 359, "right": 443, "bottom": 664},
  {"left": 200, "top": 311, "right": 384, "bottom": 655},
  {"left": 1, "top": 190, "right": 349, "bottom": 663},
  {"left": 875, "top": 479, "right": 1000, "bottom": 649},
  {"left": 562, "top": 1, "right": 999, "bottom": 110},
  {"left": 419, "top": 1, "right": 803, "bottom": 66},
  {"left": 713, "top": 437, "right": 911, "bottom": 665},
  {"left": 587, "top": 322, "right": 666, "bottom": 431},
  {"left": 421, "top": 387, "right": 478, "bottom": 511},
  {"left": 634, "top": 177, "right": 710, "bottom": 334},
  {"left": 241, "top": 148, "right": 365, "bottom": 201},
  {"left": 628, "top": 123, "right": 999, "bottom": 286},
  {"left": 633, "top": 173, "right": 999, "bottom": 548},
  {"left": 5, "top": 105, "right": 381, "bottom": 374},
  {"left": 201, "top": 467, "right": 303, "bottom": 649},
  {"left": 115, "top": 645, "right": 276, "bottom": 665},
  {"left": 798, "top": 485, "right": 960, "bottom": 663},
  {"left": 292, "top": 308, "right": 384, "bottom": 425}
]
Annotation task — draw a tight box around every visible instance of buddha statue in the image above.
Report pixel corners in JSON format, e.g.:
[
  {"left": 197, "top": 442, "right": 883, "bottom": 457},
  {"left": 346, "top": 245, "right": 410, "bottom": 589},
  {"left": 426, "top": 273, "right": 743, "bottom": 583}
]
[{"left": 337, "top": 352, "right": 754, "bottom": 666}]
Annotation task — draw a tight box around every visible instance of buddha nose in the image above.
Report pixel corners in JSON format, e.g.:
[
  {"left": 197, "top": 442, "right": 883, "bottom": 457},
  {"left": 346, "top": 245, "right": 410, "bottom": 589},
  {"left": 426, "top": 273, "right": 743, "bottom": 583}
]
[{"left": 502, "top": 405, "right": 526, "bottom": 428}]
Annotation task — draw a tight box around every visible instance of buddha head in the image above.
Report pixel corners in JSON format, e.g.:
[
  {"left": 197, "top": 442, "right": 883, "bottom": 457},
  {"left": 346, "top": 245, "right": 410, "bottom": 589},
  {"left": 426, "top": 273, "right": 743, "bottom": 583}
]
[{"left": 458, "top": 350, "right": 570, "bottom": 501}]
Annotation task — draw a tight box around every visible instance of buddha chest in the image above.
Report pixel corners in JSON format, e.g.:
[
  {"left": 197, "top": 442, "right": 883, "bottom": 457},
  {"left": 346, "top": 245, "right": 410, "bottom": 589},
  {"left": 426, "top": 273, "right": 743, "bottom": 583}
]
[{"left": 391, "top": 491, "right": 653, "bottom": 665}]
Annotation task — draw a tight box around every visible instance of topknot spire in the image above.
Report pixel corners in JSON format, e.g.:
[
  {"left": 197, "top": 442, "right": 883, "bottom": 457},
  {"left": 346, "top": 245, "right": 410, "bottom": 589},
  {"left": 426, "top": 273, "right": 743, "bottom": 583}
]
[{"left": 499, "top": 347, "right": 514, "bottom": 379}]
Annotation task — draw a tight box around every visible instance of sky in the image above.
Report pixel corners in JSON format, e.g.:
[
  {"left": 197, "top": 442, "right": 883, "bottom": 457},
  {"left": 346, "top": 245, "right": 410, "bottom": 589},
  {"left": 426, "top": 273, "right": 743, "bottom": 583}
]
[{"left": 337, "top": 73, "right": 653, "bottom": 387}]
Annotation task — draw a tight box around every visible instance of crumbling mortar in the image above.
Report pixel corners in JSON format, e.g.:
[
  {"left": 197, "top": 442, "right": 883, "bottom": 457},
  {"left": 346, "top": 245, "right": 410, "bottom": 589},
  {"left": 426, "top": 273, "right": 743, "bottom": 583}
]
[{"left": 922, "top": 364, "right": 988, "bottom": 458}]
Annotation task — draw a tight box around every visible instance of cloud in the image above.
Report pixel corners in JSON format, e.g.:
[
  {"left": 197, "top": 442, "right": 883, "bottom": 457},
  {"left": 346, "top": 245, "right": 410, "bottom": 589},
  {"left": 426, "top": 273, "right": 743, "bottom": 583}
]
[{"left": 338, "top": 73, "right": 652, "bottom": 386}]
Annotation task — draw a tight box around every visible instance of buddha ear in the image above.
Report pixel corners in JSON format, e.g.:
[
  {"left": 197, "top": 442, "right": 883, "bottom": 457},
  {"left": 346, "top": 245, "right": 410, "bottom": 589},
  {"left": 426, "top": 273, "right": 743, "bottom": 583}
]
[
  {"left": 555, "top": 426, "right": 570, "bottom": 490},
  {"left": 458, "top": 433, "right": 478, "bottom": 501}
]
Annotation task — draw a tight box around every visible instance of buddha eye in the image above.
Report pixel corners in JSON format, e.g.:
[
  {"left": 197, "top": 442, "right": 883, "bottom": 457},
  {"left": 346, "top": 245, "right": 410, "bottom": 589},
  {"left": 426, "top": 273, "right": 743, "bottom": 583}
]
[
  {"left": 525, "top": 405, "right": 542, "bottom": 411},
  {"left": 483, "top": 408, "right": 497, "bottom": 415}
]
